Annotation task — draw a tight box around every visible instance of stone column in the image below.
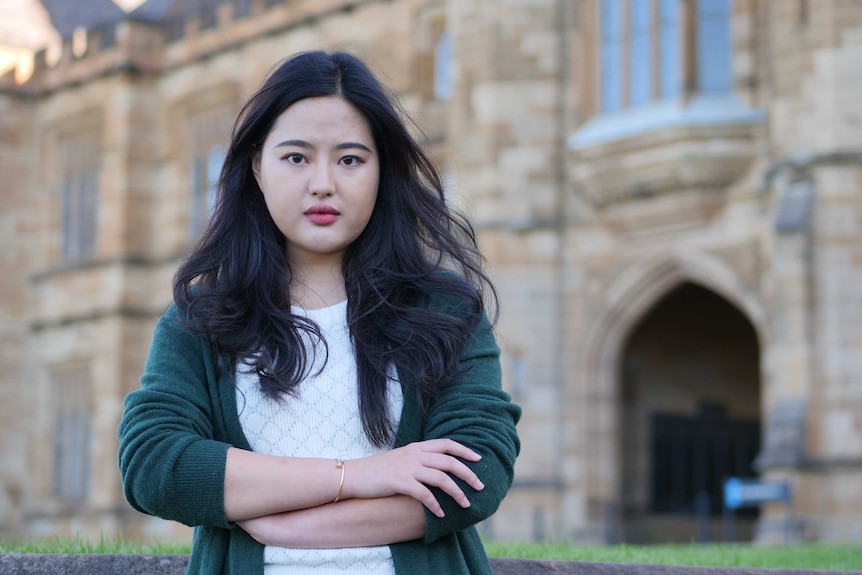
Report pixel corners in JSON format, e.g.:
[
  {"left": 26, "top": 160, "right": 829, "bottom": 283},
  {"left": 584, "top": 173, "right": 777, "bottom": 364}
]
[
  {"left": 447, "top": 0, "right": 568, "bottom": 542},
  {"left": 0, "top": 91, "right": 36, "bottom": 538}
]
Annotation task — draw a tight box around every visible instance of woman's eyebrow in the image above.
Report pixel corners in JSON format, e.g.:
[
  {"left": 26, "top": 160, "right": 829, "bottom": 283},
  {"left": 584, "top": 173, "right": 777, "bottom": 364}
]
[
  {"left": 274, "top": 139, "right": 312, "bottom": 149},
  {"left": 335, "top": 142, "right": 373, "bottom": 153},
  {"left": 273, "top": 139, "right": 373, "bottom": 153}
]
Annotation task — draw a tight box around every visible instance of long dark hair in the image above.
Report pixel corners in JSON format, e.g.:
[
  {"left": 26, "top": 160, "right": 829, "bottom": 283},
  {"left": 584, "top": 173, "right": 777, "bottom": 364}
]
[{"left": 174, "top": 50, "right": 496, "bottom": 447}]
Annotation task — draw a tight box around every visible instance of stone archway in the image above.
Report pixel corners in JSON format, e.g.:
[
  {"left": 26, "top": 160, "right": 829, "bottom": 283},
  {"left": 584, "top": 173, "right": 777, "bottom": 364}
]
[
  {"left": 619, "top": 282, "right": 761, "bottom": 543},
  {"left": 569, "top": 253, "right": 766, "bottom": 543}
]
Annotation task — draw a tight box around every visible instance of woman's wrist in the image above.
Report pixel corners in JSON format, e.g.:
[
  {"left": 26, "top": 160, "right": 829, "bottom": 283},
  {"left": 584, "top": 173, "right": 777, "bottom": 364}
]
[{"left": 332, "top": 459, "right": 345, "bottom": 503}]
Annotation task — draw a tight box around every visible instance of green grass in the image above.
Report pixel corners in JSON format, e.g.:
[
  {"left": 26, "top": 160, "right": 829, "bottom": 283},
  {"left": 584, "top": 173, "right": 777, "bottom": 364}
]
[
  {"left": 484, "top": 542, "right": 862, "bottom": 570},
  {"left": 0, "top": 534, "right": 190, "bottom": 555},
  {"left": 2, "top": 536, "right": 860, "bottom": 570}
]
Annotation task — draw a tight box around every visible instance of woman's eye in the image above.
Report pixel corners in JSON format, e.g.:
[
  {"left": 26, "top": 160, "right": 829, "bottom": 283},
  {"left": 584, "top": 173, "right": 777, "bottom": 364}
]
[
  {"left": 283, "top": 153, "right": 305, "bottom": 164},
  {"left": 340, "top": 155, "right": 362, "bottom": 167}
]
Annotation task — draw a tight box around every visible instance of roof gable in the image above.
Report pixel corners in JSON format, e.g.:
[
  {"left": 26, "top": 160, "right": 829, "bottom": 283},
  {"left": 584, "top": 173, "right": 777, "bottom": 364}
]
[
  {"left": 131, "top": 0, "right": 217, "bottom": 22},
  {"left": 39, "top": 0, "right": 126, "bottom": 37}
]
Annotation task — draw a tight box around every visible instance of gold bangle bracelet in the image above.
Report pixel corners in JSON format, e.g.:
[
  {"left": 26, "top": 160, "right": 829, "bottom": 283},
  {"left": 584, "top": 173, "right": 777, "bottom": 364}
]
[{"left": 333, "top": 459, "right": 345, "bottom": 503}]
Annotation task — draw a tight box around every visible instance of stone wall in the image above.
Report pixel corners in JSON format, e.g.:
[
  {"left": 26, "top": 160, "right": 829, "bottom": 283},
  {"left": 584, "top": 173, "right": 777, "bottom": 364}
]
[{"left": 1, "top": 0, "right": 862, "bottom": 545}]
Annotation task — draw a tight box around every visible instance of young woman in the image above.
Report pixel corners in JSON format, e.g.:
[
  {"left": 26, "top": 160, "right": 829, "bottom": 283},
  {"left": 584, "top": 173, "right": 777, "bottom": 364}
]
[{"left": 118, "top": 50, "right": 521, "bottom": 575}]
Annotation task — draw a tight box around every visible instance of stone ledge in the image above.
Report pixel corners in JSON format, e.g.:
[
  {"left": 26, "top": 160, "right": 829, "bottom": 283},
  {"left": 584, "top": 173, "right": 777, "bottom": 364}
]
[
  {"left": 0, "top": 554, "right": 188, "bottom": 575},
  {"left": 490, "top": 558, "right": 859, "bottom": 575},
  {"left": 0, "top": 554, "right": 858, "bottom": 575}
]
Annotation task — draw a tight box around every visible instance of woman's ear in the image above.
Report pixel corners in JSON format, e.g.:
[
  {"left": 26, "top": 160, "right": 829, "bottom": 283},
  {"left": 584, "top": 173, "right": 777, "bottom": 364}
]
[{"left": 251, "top": 149, "right": 262, "bottom": 189}]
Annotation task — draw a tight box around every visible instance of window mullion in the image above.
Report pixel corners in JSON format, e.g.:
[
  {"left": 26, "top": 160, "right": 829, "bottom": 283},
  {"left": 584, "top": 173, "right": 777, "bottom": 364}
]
[
  {"left": 659, "top": 0, "right": 682, "bottom": 100},
  {"left": 621, "top": 0, "right": 630, "bottom": 109},
  {"left": 651, "top": 0, "right": 660, "bottom": 102},
  {"left": 76, "top": 174, "right": 86, "bottom": 259},
  {"left": 599, "top": 0, "right": 624, "bottom": 113},
  {"left": 628, "top": 0, "right": 655, "bottom": 107},
  {"left": 681, "top": 0, "right": 697, "bottom": 100},
  {"left": 60, "top": 179, "right": 71, "bottom": 260}
]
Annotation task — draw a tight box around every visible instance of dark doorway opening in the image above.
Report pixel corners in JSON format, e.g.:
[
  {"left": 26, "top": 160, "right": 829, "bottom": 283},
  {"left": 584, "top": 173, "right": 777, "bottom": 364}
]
[
  {"left": 651, "top": 403, "right": 760, "bottom": 514},
  {"left": 620, "top": 282, "right": 761, "bottom": 543}
]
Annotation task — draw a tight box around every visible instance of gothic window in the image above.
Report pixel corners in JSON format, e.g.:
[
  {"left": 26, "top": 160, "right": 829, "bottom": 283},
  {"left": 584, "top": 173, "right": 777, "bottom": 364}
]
[
  {"left": 51, "top": 366, "right": 92, "bottom": 502},
  {"left": 629, "top": 0, "right": 653, "bottom": 106},
  {"left": 598, "top": 0, "right": 732, "bottom": 113},
  {"left": 659, "top": 0, "right": 681, "bottom": 99},
  {"left": 600, "top": 0, "right": 623, "bottom": 111},
  {"left": 189, "top": 143, "right": 224, "bottom": 239},
  {"left": 412, "top": 4, "right": 450, "bottom": 106},
  {"left": 56, "top": 132, "right": 100, "bottom": 263},
  {"left": 696, "top": 0, "right": 732, "bottom": 94},
  {"left": 187, "top": 107, "right": 231, "bottom": 240},
  {"left": 434, "top": 27, "right": 453, "bottom": 101}
]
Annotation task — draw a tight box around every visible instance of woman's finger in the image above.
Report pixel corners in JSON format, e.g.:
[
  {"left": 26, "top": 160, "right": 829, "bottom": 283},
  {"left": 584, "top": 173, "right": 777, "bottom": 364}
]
[
  {"left": 409, "top": 483, "right": 445, "bottom": 517},
  {"left": 420, "top": 438, "right": 482, "bottom": 462},
  {"left": 343, "top": 439, "right": 484, "bottom": 512},
  {"left": 419, "top": 452, "right": 484, "bottom": 491},
  {"left": 413, "top": 467, "right": 473, "bottom": 509}
]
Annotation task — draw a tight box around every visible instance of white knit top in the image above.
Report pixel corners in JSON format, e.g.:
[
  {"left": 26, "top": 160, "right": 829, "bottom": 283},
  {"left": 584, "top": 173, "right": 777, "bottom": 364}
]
[{"left": 235, "top": 300, "right": 403, "bottom": 575}]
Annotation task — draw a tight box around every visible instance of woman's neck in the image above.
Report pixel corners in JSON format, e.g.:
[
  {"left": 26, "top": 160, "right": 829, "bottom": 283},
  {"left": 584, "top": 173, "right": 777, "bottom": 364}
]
[{"left": 289, "top": 265, "right": 347, "bottom": 310}]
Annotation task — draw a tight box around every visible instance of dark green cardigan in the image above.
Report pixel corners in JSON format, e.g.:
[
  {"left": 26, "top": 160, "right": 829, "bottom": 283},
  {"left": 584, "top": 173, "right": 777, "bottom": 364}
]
[{"left": 118, "top": 299, "right": 521, "bottom": 575}]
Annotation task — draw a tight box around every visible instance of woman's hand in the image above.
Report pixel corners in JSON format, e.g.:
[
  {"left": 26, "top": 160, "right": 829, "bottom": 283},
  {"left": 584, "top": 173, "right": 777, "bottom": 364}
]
[
  {"left": 224, "top": 438, "right": 482, "bottom": 522},
  {"left": 344, "top": 439, "right": 484, "bottom": 518}
]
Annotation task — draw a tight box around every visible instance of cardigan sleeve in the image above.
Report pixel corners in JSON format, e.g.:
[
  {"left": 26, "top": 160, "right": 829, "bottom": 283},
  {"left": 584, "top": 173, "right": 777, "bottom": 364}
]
[
  {"left": 419, "top": 309, "right": 521, "bottom": 543},
  {"left": 117, "top": 303, "right": 235, "bottom": 529}
]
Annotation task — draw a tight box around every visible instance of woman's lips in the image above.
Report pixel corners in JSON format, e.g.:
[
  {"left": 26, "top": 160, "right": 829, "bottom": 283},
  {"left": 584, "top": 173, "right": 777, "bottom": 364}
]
[{"left": 305, "top": 205, "right": 339, "bottom": 225}]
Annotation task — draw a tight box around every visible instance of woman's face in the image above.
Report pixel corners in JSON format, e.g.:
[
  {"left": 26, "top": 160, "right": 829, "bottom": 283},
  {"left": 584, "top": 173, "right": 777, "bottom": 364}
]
[{"left": 253, "top": 96, "right": 380, "bottom": 271}]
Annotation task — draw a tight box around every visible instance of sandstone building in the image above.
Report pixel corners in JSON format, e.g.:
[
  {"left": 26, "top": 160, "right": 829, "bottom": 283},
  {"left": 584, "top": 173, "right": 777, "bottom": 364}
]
[{"left": 1, "top": 0, "right": 861, "bottom": 545}]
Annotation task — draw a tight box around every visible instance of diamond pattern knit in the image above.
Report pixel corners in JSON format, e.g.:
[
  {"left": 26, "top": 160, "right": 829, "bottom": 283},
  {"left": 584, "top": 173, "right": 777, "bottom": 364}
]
[{"left": 235, "top": 300, "right": 403, "bottom": 575}]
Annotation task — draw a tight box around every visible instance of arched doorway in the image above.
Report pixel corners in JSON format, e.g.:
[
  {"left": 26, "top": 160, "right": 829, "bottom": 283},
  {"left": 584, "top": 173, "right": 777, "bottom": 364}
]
[{"left": 619, "top": 282, "right": 761, "bottom": 543}]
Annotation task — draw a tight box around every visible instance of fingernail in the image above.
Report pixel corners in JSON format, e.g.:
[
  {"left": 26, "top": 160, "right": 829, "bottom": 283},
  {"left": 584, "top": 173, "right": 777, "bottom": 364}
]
[{"left": 475, "top": 479, "right": 484, "bottom": 490}]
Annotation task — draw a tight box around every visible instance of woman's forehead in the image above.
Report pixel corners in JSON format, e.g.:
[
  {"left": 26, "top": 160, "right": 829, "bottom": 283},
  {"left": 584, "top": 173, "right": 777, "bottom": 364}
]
[{"left": 266, "top": 96, "right": 374, "bottom": 147}]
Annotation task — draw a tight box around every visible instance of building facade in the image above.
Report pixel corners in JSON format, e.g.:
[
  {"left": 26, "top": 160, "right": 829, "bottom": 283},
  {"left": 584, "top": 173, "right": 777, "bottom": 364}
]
[{"left": 1, "top": 0, "right": 861, "bottom": 545}]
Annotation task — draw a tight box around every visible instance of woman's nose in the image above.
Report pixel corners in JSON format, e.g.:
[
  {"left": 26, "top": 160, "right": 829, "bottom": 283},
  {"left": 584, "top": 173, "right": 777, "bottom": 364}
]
[{"left": 309, "top": 162, "right": 334, "bottom": 197}]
